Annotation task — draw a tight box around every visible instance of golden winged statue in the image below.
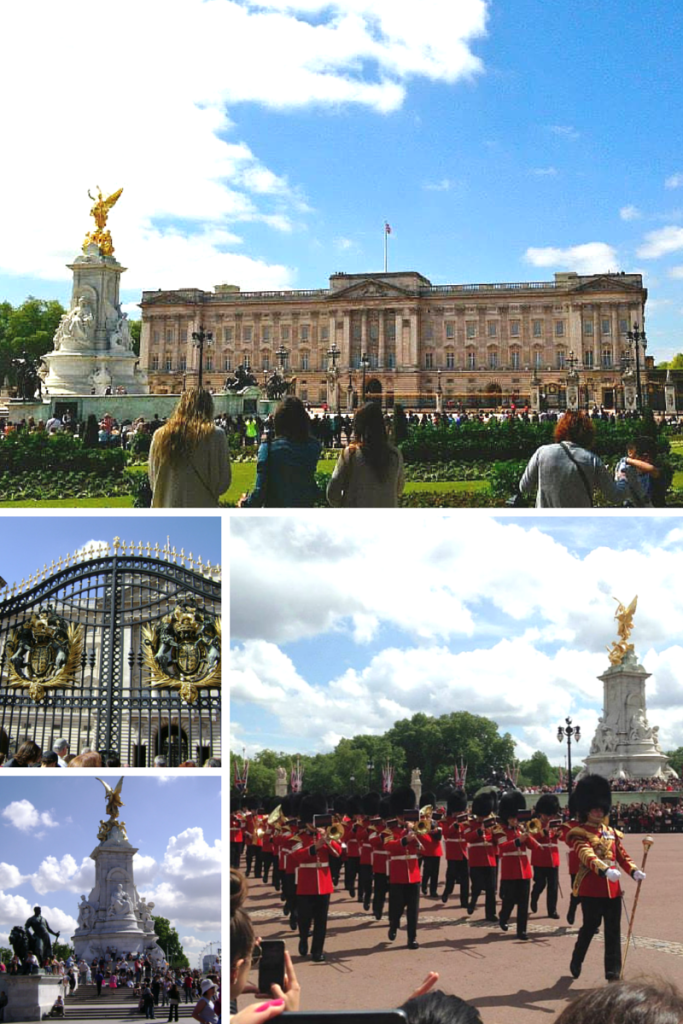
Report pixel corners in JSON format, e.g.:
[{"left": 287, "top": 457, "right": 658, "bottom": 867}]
[
  {"left": 607, "top": 595, "right": 638, "bottom": 665},
  {"left": 95, "top": 776, "right": 125, "bottom": 819},
  {"left": 83, "top": 186, "right": 123, "bottom": 256}
]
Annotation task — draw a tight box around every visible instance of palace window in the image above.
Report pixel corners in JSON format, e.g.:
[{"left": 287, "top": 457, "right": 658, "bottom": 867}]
[
  {"left": 467, "top": 350, "right": 476, "bottom": 370},
  {"left": 224, "top": 326, "right": 233, "bottom": 342},
  {"left": 489, "top": 350, "right": 498, "bottom": 369},
  {"left": 511, "top": 349, "right": 520, "bottom": 370},
  {"left": 510, "top": 321, "right": 520, "bottom": 337},
  {"left": 487, "top": 322, "right": 497, "bottom": 337},
  {"left": 619, "top": 318, "right": 629, "bottom": 334},
  {"left": 386, "top": 321, "right": 396, "bottom": 340},
  {"left": 301, "top": 352, "right": 309, "bottom": 370},
  {"left": 584, "top": 351, "right": 594, "bottom": 368},
  {"left": 165, "top": 329, "right": 173, "bottom": 343},
  {"left": 425, "top": 352, "right": 434, "bottom": 369},
  {"left": 243, "top": 326, "right": 252, "bottom": 342},
  {"left": 281, "top": 326, "right": 290, "bottom": 341},
  {"left": 555, "top": 321, "right": 565, "bottom": 337},
  {"left": 602, "top": 318, "right": 611, "bottom": 335},
  {"left": 602, "top": 349, "right": 613, "bottom": 368},
  {"left": 153, "top": 330, "right": 160, "bottom": 344},
  {"left": 424, "top": 324, "right": 434, "bottom": 342},
  {"left": 300, "top": 325, "right": 309, "bottom": 341},
  {"left": 205, "top": 356, "right": 213, "bottom": 371},
  {"left": 446, "top": 350, "right": 455, "bottom": 369},
  {"left": 445, "top": 322, "right": 455, "bottom": 340},
  {"left": 321, "top": 326, "right": 329, "bottom": 341},
  {"left": 533, "top": 320, "right": 543, "bottom": 337},
  {"left": 180, "top": 356, "right": 187, "bottom": 372},
  {"left": 262, "top": 326, "right": 271, "bottom": 342},
  {"left": 369, "top": 321, "right": 379, "bottom": 341},
  {"left": 583, "top": 321, "right": 593, "bottom": 335},
  {"left": 533, "top": 350, "right": 542, "bottom": 369},
  {"left": 386, "top": 352, "right": 396, "bottom": 368},
  {"left": 556, "top": 350, "right": 566, "bottom": 369},
  {"left": 165, "top": 356, "right": 173, "bottom": 371},
  {"left": 370, "top": 352, "right": 378, "bottom": 369},
  {"left": 224, "top": 356, "right": 231, "bottom": 371},
  {"left": 151, "top": 355, "right": 160, "bottom": 371},
  {"left": 262, "top": 353, "right": 270, "bottom": 370},
  {"left": 466, "top": 322, "right": 476, "bottom": 339}
]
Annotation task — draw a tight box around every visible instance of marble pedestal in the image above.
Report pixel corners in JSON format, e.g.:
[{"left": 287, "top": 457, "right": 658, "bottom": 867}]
[
  {"left": 581, "top": 650, "right": 676, "bottom": 780},
  {"left": 42, "top": 350, "right": 148, "bottom": 396},
  {"left": 0, "top": 974, "right": 63, "bottom": 1022}
]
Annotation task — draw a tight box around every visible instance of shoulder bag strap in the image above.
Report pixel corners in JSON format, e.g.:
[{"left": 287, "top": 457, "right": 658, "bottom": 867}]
[{"left": 560, "top": 442, "right": 593, "bottom": 506}]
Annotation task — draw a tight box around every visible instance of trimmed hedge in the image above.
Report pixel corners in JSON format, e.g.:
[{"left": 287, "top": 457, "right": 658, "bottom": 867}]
[{"left": 0, "top": 432, "right": 126, "bottom": 476}]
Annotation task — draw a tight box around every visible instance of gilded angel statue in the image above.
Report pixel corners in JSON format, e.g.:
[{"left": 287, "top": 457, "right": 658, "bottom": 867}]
[
  {"left": 614, "top": 595, "right": 638, "bottom": 643},
  {"left": 95, "top": 776, "right": 125, "bottom": 819},
  {"left": 83, "top": 186, "right": 123, "bottom": 256}
]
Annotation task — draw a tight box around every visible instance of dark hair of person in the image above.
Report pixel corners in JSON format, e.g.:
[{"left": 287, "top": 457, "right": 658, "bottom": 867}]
[
  {"left": 230, "top": 907, "right": 254, "bottom": 966},
  {"left": 231, "top": 869, "right": 249, "bottom": 916},
  {"left": 13, "top": 740, "right": 41, "bottom": 766},
  {"left": 40, "top": 751, "right": 59, "bottom": 767},
  {"left": 351, "top": 401, "right": 396, "bottom": 482},
  {"left": 105, "top": 756, "right": 121, "bottom": 767},
  {"left": 634, "top": 435, "right": 656, "bottom": 458},
  {"left": 401, "top": 990, "right": 483, "bottom": 1024},
  {"left": 83, "top": 414, "right": 99, "bottom": 448},
  {"left": 554, "top": 410, "right": 595, "bottom": 448},
  {"left": 554, "top": 978, "right": 683, "bottom": 1024},
  {"left": 273, "top": 396, "right": 311, "bottom": 444}
]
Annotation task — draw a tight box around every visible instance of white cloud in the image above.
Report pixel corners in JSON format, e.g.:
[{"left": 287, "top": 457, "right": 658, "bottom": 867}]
[
  {"left": 669, "top": 266, "right": 683, "bottom": 279},
  {"left": 423, "top": 178, "right": 457, "bottom": 191},
  {"left": 139, "top": 828, "right": 221, "bottom": 930},
  {"left": 548, "top": 125, "right": 580, "bottom": 140},
  {"left": 2, "top": 800, "right": 59, "bottom": 833},
  {"left": 665, "top": 173, "right": 683, "bottom": 189},
  {"left": 0, "top": 863, "right": 24, "bottom": 889},
  {"left": 620, "top": 205, "right": 642, "bottom": 221},
  {"left": 0, "top": 891, "right": 77, "bottom": 938},
  {"left": 524, "top": 242, "right": 619, "bottom": 275},
  {"left": 30, "top": 855, "right": 95, "bottom": 895},
  {"left": 637, "top": 226, "right": 683, "bottom": 259},
  {"left": 0, "top": 0, "right": 487, "bottom": 291},
  {"left": 530, "top": 167, "right": 558, "bottom": 177}
]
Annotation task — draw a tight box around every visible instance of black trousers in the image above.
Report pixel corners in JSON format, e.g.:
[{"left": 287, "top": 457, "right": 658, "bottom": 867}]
[
  {"left": 359, "top": 863, "right": 374, "bottom": 906},
  {"left": 499, "top": 878, "right": 530, "bottom": 936},
  {"left": 372, "top": 873, "right": 388, "bottom": 919},
  {"left": 245, "top": 844, "right": 257, "bottom": 875},
  {"left": 345, "top": 856, "right": 360, "bottom": 894},
  {"left": 443, "top": 859, "right": 470, "bottom": 906},
  {"left": 567, "top": 873, "right": 580, "bottom": 921},
  {"left": 330, "top": 854, "right": 342, "bottom": 887},
  {"left": 469, "top": 866, "right": 497, "bottom": 919},
  {"left": 573, "top": 896, "right": 622, "bottom": 979},
  {"left": 531, "top": 866, "right": 558, "bottom": 914},
  {"left": 421, "top": 857, "right": 440, "bottom": 896},
  {"left": 282, "top": 874, "right": 297, "bottom": 917},
  {"left": 297, "top": 893, "right": 331, "bottom": 958},
  {"left": 230, "top": 842, "right": 244, "bottom": 869},
  {"left": 261, "top": 850, "right": 274, "bottom": 884},
  {"left": 388, "top": 882, "right": 420, "bottom": 943},
  {"left": 273, "top": 862, "right": 282, "bottom": 891}
]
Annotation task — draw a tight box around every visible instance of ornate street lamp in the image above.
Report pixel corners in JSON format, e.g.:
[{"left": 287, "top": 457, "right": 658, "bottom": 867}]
[
  {"left": 626, "top": 323, "right": 648, "bottom": 414},
  {"left": 191, "top": 325, "right": 213, "bottom": 389},
  {"left": 276, "top": 343, "right": 289, "bottom": 371},
  {"left": 557, "top": 716, "right": 581, "bottom": 795},
  {"left": 366, "top": 758, "right": 375, "bottom": 790}
]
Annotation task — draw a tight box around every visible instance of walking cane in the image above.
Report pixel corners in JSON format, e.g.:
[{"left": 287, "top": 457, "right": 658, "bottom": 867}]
[{"left": 620, "top": 835, "right": 654, "bottom": 979}]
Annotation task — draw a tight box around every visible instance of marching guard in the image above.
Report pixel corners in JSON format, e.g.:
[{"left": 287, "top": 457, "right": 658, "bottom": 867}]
[
  {"left": 441, "top": 789, "right": 470, "bottom": 908},
  {"left": 288, "top": 795, "right": 342, "bottom": 963},
  {"left": 529, "top": 793, "right": 561, "bottom": 919},
  {"left": 464, "top": 790, "right": 499, "bottom": 922},
  {"left": 495, "top": 790, "right": 539, "bottom": 940},
  {"left": 384, "top": 786, "right": 423, "bottom": 949}
]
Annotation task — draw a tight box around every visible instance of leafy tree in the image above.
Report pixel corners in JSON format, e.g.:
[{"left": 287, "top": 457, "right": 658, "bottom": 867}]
[
  {"left": 518, "top": 750, "right": 557, "bottom": 788},
  {"left": 665, "top": 747, "right": 683, "bottom": 778},
  {"left": 129, "top": 318, "right": 141, "bottom": 357},
  {"left": 0, "top": 946, "right": 12, "bottom": 966},
  {"left": 152, "top": 916, "right": 189, "bottom": 969},
  {"left": 657, "top": 354, "right": 683, "bottom": 370},
  {"left": 0, "top": 297, "right": 65, "bottom": 385},
  {"left": 53, "top": 941, "right": 75, "bottom": 961}
]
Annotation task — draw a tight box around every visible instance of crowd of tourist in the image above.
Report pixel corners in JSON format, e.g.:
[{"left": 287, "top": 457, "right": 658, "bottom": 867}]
[
  {"left": 612, "top": 799, "right": 683, "bottom": 833},
  {"left": 0, "top": 739, "right": 220, "bottom": 769}
]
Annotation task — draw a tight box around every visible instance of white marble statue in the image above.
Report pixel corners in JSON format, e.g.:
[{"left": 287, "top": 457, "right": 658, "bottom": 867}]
[
  {"left": 138, "top": 897, "right": 156, "bottom": 933},
  {"left": 77, "top": 895, "right": 94, "bottom": 931},
  {"left": 108, "top": 883, "right": 134, "bottom": 917},
  {"left": 54, "top": 297, "right": 95, "bottom": 352},
  {"left": 629, "top": 711, "right": 651, "bottom": 742}
]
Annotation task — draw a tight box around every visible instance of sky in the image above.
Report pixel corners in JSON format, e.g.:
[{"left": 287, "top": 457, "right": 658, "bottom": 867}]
[
  {"left": 1, "top": 1, "right": 683, "bottom": 358},
  {"left": 0, "top": 776, "right": 221, "bottom": 966},
  {"left": 0, "top": 517, "right": 221, "bottom": 597},
  {"left": 230, "top": 513, "right": 683, "bottom": 768}
]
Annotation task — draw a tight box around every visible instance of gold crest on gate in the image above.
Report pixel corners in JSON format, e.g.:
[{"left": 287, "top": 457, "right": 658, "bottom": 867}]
[
  {"left": 3, "top": 606, "right": 84, "bottom": 702},
  {"left": 142, "top": 595, "right": 221, "bottom": 704}
]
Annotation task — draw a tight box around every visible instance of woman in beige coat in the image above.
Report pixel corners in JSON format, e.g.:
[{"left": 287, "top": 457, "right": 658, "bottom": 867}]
[{"left": 149, "top": 389, "right": 231, "bottom": 507}]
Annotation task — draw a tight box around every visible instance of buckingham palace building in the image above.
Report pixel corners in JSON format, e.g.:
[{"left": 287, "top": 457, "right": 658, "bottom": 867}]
[{"left": 139, "top": 269, "right": 648, "bottom": 410}]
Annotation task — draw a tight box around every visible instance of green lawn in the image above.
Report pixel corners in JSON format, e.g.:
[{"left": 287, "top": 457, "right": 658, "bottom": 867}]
[{"left": 0, "top": 496, "right": 134, "bottom": 508}]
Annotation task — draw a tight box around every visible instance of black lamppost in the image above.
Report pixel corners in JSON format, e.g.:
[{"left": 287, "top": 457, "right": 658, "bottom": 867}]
[
  {"left": 557, "top": 716, "right": 581, "bottom": 795},
  {"left": 627, "top": 323, "right": 647, "bottom": 414},
  {"left": 366, "top": 758, "right": 374, "bottom": 790},
  {"left": 191, "top": 325, "right": 213, "bottom": 389},
  {"left": 350, "top": 774, "right": 356, "bottom": 793},
  {"left": 360, "top": 352, "right": 370, "bottom": 403},
  {"left": 327, "top": 341, "right": 340, "bottom": 371},
  {"left": 327, "top": 342, "right": 341, "bottom": 413}
]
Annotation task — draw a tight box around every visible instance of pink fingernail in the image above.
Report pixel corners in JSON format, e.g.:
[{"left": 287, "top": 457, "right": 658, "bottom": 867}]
[{"left": 256, "top": 1000, "right": 284, "bottom": 1012}]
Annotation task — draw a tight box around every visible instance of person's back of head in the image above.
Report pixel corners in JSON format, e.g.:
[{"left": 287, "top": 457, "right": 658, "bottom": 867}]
[
  {"left": 230, "top": 869, "right": 248, "bottom": 915},
  {"left": 154, "top": 388, "right": 215, "bottom": 463},
  {"left": 14, "top": 740, "right": 41, "bottom": 766},
  {"left": 352, "top": 401, "right": 394, "bottom": 481},
  {"left": 554, "top": 978, "right": 683, "bottom": 1024},
  {"left": 53, "top": 738, "right": 68, "bottom": 757},
  {"left": 273, "top": 396, "right": 311, "bottom": 443},
  {"left": 41, "top": 752, "right": 60, "bottom": 768},
  {"left": 154, "top": 755, "right": 168, "bottom": 767},
  {"left": 401, "top": 990, "right": 483, "bottom": 1024},
  {"left": 68, "top": 751, "right": 103, "bottom": 767},
  {"left": 554, "top": 409, "right": 595, "bottom": 449}
]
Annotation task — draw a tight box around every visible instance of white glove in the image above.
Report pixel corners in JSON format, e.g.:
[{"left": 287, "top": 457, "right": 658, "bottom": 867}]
[
  {"left": 633, "top": 869, "right": 646, "bottom": 881},
  {"left": 605, "top": 868, "right": 621, "bottom": 882}
]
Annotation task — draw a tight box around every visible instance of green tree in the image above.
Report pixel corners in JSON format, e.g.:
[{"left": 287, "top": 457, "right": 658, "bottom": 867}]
[
  {"left": 665, "top": 747, "right": 683, "bottom": 778},
  {"left": 53, "top": 941, "right": 75, "bottom": 961},
  {"left": 0, "top": 297, "right": 65, "bottom": 385},
  {"left": 657, "top": 354, "right": 683, "bottom": 370},
  {"left": 129, "top": 318, "right": 141, "bottom": 357},
  {"left": 0, "top": 946, "right": 12, "bottom": 966},
  {"left": 152, "top": 916, "right": 189, "bottom": 969},
  {"left": 518, "top": 750, "right": 557, "bottom": 788}
]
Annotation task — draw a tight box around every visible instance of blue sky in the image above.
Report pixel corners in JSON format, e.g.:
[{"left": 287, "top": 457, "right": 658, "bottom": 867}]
[
  {"left": 2, "top": 1, "right": 682, "bottom": 358},
  {"left": 0, "top": 517, "right": 221, "bottom": 597},
  {"left": 0, "top": 776, "right": 221, "bottom": 964},
  {"left": 230, "top": 514, "right": 683, "bottom": 763}
]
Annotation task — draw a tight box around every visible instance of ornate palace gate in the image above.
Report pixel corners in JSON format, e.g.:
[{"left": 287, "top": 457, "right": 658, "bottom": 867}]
[{"left": 0, "top": 539, "right": 221, "bottom": 766}]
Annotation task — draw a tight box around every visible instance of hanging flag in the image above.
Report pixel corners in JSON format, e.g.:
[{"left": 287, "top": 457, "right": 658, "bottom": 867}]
[{"left": 385, "top": 222, "right": 392, "bottom": 234}]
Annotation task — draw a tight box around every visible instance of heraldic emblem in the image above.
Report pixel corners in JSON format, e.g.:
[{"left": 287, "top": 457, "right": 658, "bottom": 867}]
[
  {"left": 142, "top": 594, "right": 221, "bottom": 704},
  {"left": 3, "top": 606, "right": 84, "bottom": 702}
]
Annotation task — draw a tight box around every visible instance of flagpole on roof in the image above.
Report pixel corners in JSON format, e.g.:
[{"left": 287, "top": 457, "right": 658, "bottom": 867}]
[{"left": 384, "top": 221, "right": 391, "bottom": 273}]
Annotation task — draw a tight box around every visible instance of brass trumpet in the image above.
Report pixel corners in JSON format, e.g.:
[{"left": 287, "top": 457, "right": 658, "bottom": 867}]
[{"left": 326, "top": 822, "right": 345, "bottom": 842}]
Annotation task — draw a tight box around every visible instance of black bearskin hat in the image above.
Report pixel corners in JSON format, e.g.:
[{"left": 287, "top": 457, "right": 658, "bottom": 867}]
[
  {"left": 232, "top": 795, "right": 243, "bottom": 811},
  {"left": 245, "top": 795, "right": 259, "bottom": 811},
  {"left": 299, "top": 793, "right": 328, "bottom": 824},
  {"left": 361, "top": 791, "right": 381, "bottom": 816},
  {"left": 471, "top": 790, "right": 495, "bottom": 818},
  {"left": 535, "top": 794, "right": 560, "bottom": 818},
  {"left": 333, "top": 795, "right": 348, "bottom": 816},
  {"left": 447, "top": 789, "right": 468, "bottom": 814},
  {"left": 378, "top": 795, "right": 391, "bottom": 819},
  {"left": 573, "top": 774, "right": 611, "bottom": 820},
  {"left": 346, "top": 794, "right": 362, "bottom": 817},
  {"left": 498, "top": 790, "right": 526, "bottom": 824},
  {"left": 420, "top": 791, "right": 437, "bottom": 809},
  {"left": 389, "top": 786, "right": 417, "bottom": 816}
]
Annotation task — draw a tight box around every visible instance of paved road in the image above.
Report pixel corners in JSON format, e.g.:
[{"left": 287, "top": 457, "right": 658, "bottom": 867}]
[{"left": 240, "top": 833, "right": 683, "bottom": 1024}]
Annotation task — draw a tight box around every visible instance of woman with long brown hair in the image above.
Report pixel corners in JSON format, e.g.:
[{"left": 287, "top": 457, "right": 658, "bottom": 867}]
[
  {"left": 327, "top": 401, "right": 405, "bottom": 507},
  {"left": 148, "top": 389, "right": 231, "bottom": 507}
]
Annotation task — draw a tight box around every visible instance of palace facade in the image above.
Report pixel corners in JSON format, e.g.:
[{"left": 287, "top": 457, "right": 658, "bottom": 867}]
[{"left": 139, "top": 269, "right": 648, "bottom": 409}]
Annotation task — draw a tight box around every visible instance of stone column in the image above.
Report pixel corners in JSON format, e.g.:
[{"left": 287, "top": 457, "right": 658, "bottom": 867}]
[
  {"left": 342, "top": 312, "right": 351, "bottom": 368},
  {"left": 378, "top": 310, "right": 385, "bottom": 368},
  {"left": 665, "top": 370, "right": 677, "bottom": 414}
]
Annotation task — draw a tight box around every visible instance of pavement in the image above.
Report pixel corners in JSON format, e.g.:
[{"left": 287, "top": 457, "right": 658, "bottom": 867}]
[{"left": 241, "top": 833, "right": 683, "bottom": 1024}]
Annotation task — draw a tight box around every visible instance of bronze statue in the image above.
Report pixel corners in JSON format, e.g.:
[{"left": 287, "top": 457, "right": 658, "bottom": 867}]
[
  {"left": 83, "top": 186, "right": 123, "bottom": 256},
  {"left": 24, "top": 906, "right": 59, "bottom": 962},
  {"left": 11, "top": 351, "right": 44, "bottom": 401},
  {"left": 264, "top": 368, "right": 292, "bottom": 401},
  {"left": 225, "top": 363, "right": 258, "bottom": 392}
]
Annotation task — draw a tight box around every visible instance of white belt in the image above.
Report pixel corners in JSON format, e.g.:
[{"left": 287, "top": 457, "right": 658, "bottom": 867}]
[
  {"left": 445, "top": 839, "right": 464, "bottom": 846},
  {"left": 297, "top": 861, "right": 327, "bottom": 869},
  {"left": 501, "top": 852, "right": 526, "bottom": 858},
  {"left": 390, "top": 854, "right": 418, "bottom": 861},
  {"left": 468, "top": 842, "right": 492, "bottom": 848}
]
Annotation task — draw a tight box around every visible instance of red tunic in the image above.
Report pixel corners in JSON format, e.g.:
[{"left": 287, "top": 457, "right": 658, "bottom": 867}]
[
  {"left": 344, "top": 821, "right": 362, "bottom": 859},
  {"left": 230, "top": 814, "right": 244, "bottom": 844},
  {"left": 358, "top": 825, "right": 373, "bottom": 866},
  {"left": 560, "top": 820, "right": 580, "bottom": 875},
  {"left": 496, "top": 826, "right": 539, "bottom": 880},
  {"left": 530, "top": 827, "right": 560, "bottom": 868},
  {"left": 289, "top": 839, "right": 342, "bottom": 896},
  {"left": 418, "top": 829, "right": 443, "bottom": 858},
  {"left": 442, "top": 819, "right": 468, "bottom": 861},
  {"left": 370, "top": 831, "right": 390, "bottom": 875},
  {"left": 568, "top": 823, "right": 638, "bottom": 899},
  {"left": 385, "top": 829, "right": 422, "bottom": 884},
  {"left": 463, "top": 821, "right": 497, "bottom": 868}
]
